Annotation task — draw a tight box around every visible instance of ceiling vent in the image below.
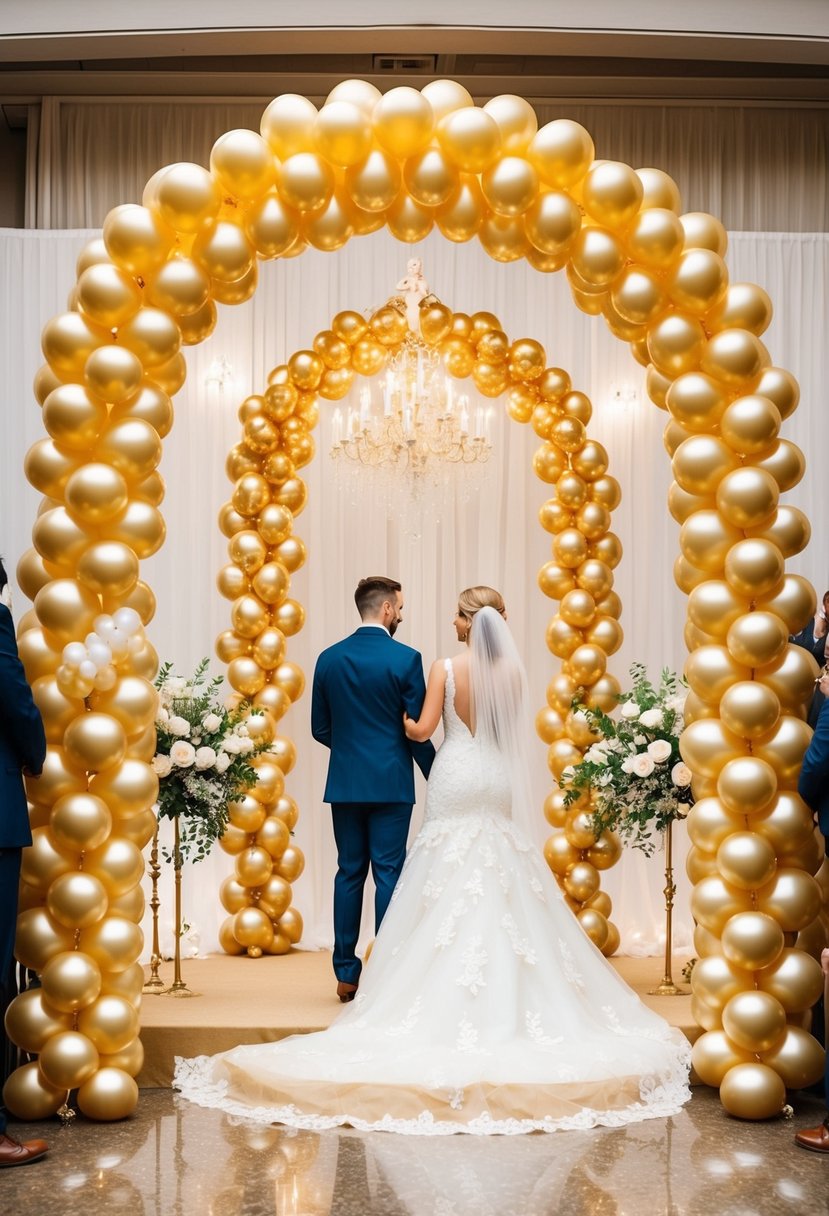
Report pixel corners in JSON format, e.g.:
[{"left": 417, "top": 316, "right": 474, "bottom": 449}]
[{"left": 372, "top": 54, "right": 437, "bottom": 73}]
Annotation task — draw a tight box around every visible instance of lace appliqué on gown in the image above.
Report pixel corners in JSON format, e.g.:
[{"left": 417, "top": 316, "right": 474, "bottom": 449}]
[{"left": 174, "top": 657, "right": 691, "bottom": 1135}]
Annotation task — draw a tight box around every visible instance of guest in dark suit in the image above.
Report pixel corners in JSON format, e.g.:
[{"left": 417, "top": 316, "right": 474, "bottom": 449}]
[
  {"left": 0, "top": 557, "right": 48, "bottom": 1167},
  {"left": 312, "top": 577, "right": 435, "bottom": 1001},
  {"left": 791, "top": 591, "right": 829, "bottom": 728},
  {"left": 795, "top": 674, "right": 829, "bottom": 1154}
]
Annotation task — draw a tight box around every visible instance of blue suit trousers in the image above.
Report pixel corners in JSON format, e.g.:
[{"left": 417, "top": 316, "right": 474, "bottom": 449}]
[{"left": 330, "top": 802, "right": 411, "bottom": 985}]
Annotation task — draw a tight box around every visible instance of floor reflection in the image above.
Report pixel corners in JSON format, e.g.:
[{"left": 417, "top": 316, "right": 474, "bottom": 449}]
[{"left": 2, "top": 1087, "right": 827, "bottom": 1216}]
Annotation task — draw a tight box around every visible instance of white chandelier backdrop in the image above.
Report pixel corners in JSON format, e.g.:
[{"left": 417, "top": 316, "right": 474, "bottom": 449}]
[{"left": 1, "top": 225, "right": 827, "bottom": 959}]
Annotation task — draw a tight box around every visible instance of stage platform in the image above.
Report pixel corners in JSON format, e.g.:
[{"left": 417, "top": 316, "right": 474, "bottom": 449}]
[{"left": 136, "top": 951, "right": 699, "bottom": 1089}]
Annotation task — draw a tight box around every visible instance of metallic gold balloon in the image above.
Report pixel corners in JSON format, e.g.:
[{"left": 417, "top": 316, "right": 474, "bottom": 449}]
[
  {"left": 647, "top": 313, "right": 707, "bottom": 378},
  {"left": 220, "top": 876, "right": 253, "bottom": 914},
  {"left": 403, "top": 147, "right": 458, "bottom": 208},
  {"left": 719, "top": 682, "right": 780, "bottom": 741},
  {"left": 528, "top": 118, "right": 593, "bottom": 188},
  {"left": 760, "top": 1025, "right": 825, "bottom": 1090},
  {"left": 726, "top": 611, "right": 790, "bottom": 669},
  {"left": 570, "top": 227, "right": 625, "bottom": 288},
  {"left": 41, "top": 949, "right": 102, "bottom": 1013},
  {"left": 757, "top": 948, "right": 824, "bottom": 1012},
  {"left": 691, "top": 1031, "right": 755, "bottom": 1087},
  {"left": 576, "top": 907, "right": 609, "bottom": 950},
  {"left": 146, "top": 255, "right": 210, "bottom": 318},
  {"left": 275, "top": 599, "right": 305, "bottom": 637},
  {"left": 78, "top": 263, "right": 142, "bottom": 328},
  {"left": 723, "top": 538, "right": 785, "bottom": 600},
  {"left": 43, "top": 382, "right": 108, "bottom": 450},
  {"left": 88, "top": 758, "right": 158, "bottom": 818},
  {"left": 666, "top": 372, "right": 730, "bottom": 433},
  {"left": 373, "top": 86, "right": 434, "bottom": 158},
  {"left": 584, "top": 674, "right": 622, "bottom": 713},
  {"left": 673, "top": 435, "right": 739, "bottom": 498},
  {"left": 260, "top": 92, "right": 318, "bottom": 159},
  {"left": 76, "top": 1067, "right": 139, "bottom": 1121},
  {"left": 482, "top": 94, "right": 537, "bottom": 153},
  {"left": 582, "top": 161, "right": 643, "bottom": 229},
  {"left": 2, "top": 1062, "right": 66, "bottom": 1120},
  {"left": 42, "top": 312, "right": 107, "bottom": 381},
  {"left": 14, "top": 905, "right": 76, "bottom": 971},
  {"left": 98, "top": 1036, "right": 145, "bottom": 1078},
  {"left": 227, "top": 657, "right": 266, "bottom": 697},
  {"left": 755, "top": 366, "right": 799, "bottom": 421},
  {"left": 303, "top": 192, "right": 355, "bottom": 252},
  {"left": 257, "top": 874, "right": 292, "bottom": 921},
  {"left": 687, "top": 581, "right": 748, "bottom": 639},
  {"left": 106, "top": 881, "right": 147, "bottom": 920},
  {"left": 26, "top": 745, "right": 87, "bottom": 810},
  {"left": 610, "top": 267, "right": 667, "bottom": 327},
  {"left": 39, "top": 1029, "right": 100, "bottom": 1089},
  {"left": 253, "top": 683, "right": 291, "bottom": 721},
  {"left": 4, "top": 987, "right": 73, "bottom": 1054},
  {"left": 103, "top": 203, "right": 175, "bottom": 275},
  {"left": 236, "top": 845, "right": 274, "bottom": 888},
  {"left": 276, "top": 844, "right": 305, "bottom": 882},
  {"left": 719, "top": 395, "right": 781, "bottom": 458},
  {"left": 63, "top": 712, "right": 126, "bottom": 774},
  {"left": 24, "top": 438, "right": 81, "bottom": 500},
  {"left": 757, "top": 575, "right": 815, "bottom": 635},
  {"left": 684, "top": 645, "right": 750, "bottom": 704},
  {"left": 691, "top": 875, "right": 752, "bottom": 934},
  {"left": 192, "top": 218, "right": 254, "bottom": 282},
  {"left": 21, "top": 825, "right": 77, "bottom": 890},
  {"left": 679, "top": 510, "right": 742, "bottom": 575},
  {"left": 83, "top": 838, "right": 143, "bottom": 899},
  {"left": 722, "top": 990, "right": 787, "bottom": 1053},
  {"left": 716, "top": 467, "right": 778, "bottom": 530},
  {"left": 233, "top": 907, "right": 275, "bottom": 950},
  {"left": 701, "top": 329, "right": 769, "bottom": 386},
  {"left": 219, "top": 823, "right": 251, "bottom": 856},
  {"left": 670, "top": 248, "right": 728, "bottom": 315},
  {"left": 210, "top": 128, "right": 275, "bottom": 200},
  {"left": 47, "top": 871, "right": 109, "bottom": 931},
  {"left": 686, "top": 845, "right": 719, "bottom": 882},
  {"left": 720, "top": 910, "right": 784, "bottom": 974},
  {"left": 692, "top": 954, "right": 753, "bottom": 1011},
  {"left": 680, "top": 211, "right": 728, "bottom": 255},
  {"left": 749, "top": 504, "right": 810, "bottom": 559},
  {"left": 387, "top": 193, "right": 434, "bottom": 243},
  {"left": 77, "top": 541, "right": 139, "bottom": 597},
  {"left": 756, "top": 868, "right": 822, "bottom": 932},
  {"left": 685, "top": 796, "right": 744, "bottom": 851},
  {"left": 715, "top": 759, "right": 778, "bottom": 824}
]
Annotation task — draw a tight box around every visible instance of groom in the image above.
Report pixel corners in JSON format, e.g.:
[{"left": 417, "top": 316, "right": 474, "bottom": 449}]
[{"left": 312, "top": 576, "right": 435, "bottom": 1001}]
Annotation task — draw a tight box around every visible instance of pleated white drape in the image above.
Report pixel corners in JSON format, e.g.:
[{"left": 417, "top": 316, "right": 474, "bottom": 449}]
[
  {"left": 25, "top": 97, "right": 829, "bottom": 231},
  {"left": 1, "top": 227, "right": 827, "bottom": 958}
]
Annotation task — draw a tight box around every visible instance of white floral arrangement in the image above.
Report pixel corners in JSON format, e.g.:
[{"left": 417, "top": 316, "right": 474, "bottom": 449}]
[
  {"left": 561, "top": 663, "right": 694, "bottom": 855},
  {"left": 152, "top": 659, "right": 268, "bottom": 862}
]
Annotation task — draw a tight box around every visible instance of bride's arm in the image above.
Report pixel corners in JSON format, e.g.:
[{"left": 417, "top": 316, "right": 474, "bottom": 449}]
[{"left": 403, "top": 660, "right": 446, "bottom": 741}]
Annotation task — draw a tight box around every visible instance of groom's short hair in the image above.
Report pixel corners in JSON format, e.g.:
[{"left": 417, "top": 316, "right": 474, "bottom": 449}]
[{"left": 355, "top": 576, "right": 401, "bottom": 619}]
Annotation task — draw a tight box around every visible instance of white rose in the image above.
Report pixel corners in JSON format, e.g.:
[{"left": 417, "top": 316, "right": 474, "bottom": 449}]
[
  {"left": 666, "top": 695, "right": 687, "bottom": 715},
  {"left": 202, "top": 713, "right": 221, "bottom": 733},
  {"left": 620, "top": 701, "right": 640, "bottom": 720},
  {"left": 235, "top": 723, "right": 250, "bottom": 737},
  {"left": 647, "top": 739, "right": 673, "bottom": 764},
  {"left": 584, "top": 746, "right": 608, "bottom": 765},
  {"left": 215, "top": 752, "right": 231, "bottom": 774},
  {"left": 222, "top": 736, "right": 242, "bottom": 755},
  {"left": 621, "top": 756, "right": 636, "bottom": 774},
  {"left": 634, "top": 735, "right": 647, "bottom": 746},
  {"left": 170, "top": 740, "right": 196, "bottom": 768},
  {"left": 168, "top": 715, "right": 191, "bottom": 737},
  {"left": 639, "top": 708, "right": 663, "bottom": 729},
  {"left": 152, "top": 754, "right": 172, "bottom": 777},
  {"left": 238, "top": 737, "right": 255, "bottom": 755},
  {"left": 166, "top": 677, "right": 186, "bottom": 697},
  {"left": 195, "top": 746, "right": 217, "bottom": 770},
  {"left": 671, "top": 762, "right": 693, "bottom": 788},
  {"left": 631, "top": 753, "right": 655, "bottom": 778},
  {"left": 157, "top": 707, "right": 169, "bottom": 724}
]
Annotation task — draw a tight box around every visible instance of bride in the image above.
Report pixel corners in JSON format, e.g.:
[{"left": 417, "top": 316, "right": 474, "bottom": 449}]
[{"left": 175, "top": 586, "right": 691, "bottom": 1134}]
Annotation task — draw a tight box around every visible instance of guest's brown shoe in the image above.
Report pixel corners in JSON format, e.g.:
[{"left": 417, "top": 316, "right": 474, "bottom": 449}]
[
  {"left": 795, "top": 1119, "right": 829, "bottom": 1153},
  {"left": 336, "top": 980, "right": 358, "bottom": 1003},
  {"left": 0, "top": 1133, "right": 48, "bottom": 1167}
]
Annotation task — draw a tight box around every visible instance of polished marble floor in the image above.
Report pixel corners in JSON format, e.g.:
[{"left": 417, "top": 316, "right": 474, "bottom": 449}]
[{"left": 2, "top": 1087, "right": 827, "bottom": 1216}]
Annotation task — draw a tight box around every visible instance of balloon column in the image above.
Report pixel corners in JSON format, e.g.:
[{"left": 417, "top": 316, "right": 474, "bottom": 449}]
[
  {"left": 10, "top": 78, "right": 825, "bottom": 1121},
  {"left": 214, "top": 303, "right": 624, "bottom": 954}
]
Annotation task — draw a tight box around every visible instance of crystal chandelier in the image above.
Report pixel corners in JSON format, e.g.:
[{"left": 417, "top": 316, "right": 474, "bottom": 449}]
[{"left": 329, "top": 265, "right": 493, "bottom": 483}]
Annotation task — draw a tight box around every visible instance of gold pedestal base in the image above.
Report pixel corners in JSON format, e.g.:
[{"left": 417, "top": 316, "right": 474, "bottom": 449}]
[
  {"left": 648, "top": 979, "right": 688, "bottom": 997},
  {"left": 165, "top": 982, "right": 200, "bottom": 999}
]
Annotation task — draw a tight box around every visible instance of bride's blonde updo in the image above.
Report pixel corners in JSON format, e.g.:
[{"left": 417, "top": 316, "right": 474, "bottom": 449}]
[{"left": 458, "top": 586, "right": 506, "bottom": 626}]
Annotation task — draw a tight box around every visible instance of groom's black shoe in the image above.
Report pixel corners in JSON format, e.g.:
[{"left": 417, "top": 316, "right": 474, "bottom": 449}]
[{"left": 337, "top": 981, "right": 358, "bottom": 1003}]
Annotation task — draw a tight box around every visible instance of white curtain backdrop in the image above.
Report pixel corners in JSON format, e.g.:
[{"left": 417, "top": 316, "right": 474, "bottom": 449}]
[
  {"left": 1, "top": 227, "right": 827, "bottom": 959},
  {"left": 25, "top": 97, "right": 829, "bottom": 231}
]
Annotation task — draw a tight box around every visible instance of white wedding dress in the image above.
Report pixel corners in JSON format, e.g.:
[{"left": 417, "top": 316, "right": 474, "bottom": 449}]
[{"left": 174, "top": 659, "right": 691, "bottom": 1135}]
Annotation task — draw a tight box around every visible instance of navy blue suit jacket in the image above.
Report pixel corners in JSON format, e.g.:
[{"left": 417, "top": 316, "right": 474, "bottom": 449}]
[
  {"left": 311, "top": 627, "right": 435, "bottom": 804},
  {"left": 0, "top": 605, "right": 46, "bottom": 848},
  {"left": 799, "top": 697, "right": 829, "bottom": 838}
]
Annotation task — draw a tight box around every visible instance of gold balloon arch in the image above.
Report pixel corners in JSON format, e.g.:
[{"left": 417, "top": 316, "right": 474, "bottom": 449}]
[
  {"left": 6, "top": 77, "right": 828, "bottom": 1124},
  {"left": 211, "top": 297, "right": 624, "bottom": 960}
]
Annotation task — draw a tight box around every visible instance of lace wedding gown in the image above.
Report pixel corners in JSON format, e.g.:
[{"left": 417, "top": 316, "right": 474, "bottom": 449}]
[{"left": 175, "top": 660, "right": 691, "bottom": 1135}]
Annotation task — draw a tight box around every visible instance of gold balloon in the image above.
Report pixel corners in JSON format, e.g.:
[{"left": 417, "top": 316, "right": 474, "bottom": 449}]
[
  {"left": 88, "top": 758, "right": 158, "bottom": 818},
  {"left": 716, "top": 467, "right": 778, "bottom": 530},
  {"left": 251, "top": 627, "right": 286, "bottom": 670},
  {"left": 47, "top": 871, "right": 109, "bottom": 930},
  {"left": 78, "top": 263, "right": 142, "bottom": 329},
  {"left": 577, "top": 908, "right": 609, "bottom": 950},
  {"left": 403, "top": 148, "right": 458, "bottom": 207},
  {"left": 79, "top": 915, "right": 143, "bottom": 973},
  {"left": 582, "top": 161, "right": 643, "bottom": 229},
  {"left": 684, "top": 645, "right": 750, "bottom": 703},
  {"left": 692, "top": 954, "right": 753, "bottom": 1010},
  {"left": 42, "top": 312, "right": 106, "bottom": 380},
  {"left": 21, "top": 825, "right": 77, "bottom": 891},
  {"left": 585, "top": 675, "right": 622, "bottom": 713},
  {"left": 757, "top": 948, "right": 824, "bottom": 1012},
  {"left": 43, "top": 382, "right": 109, "bottom": 450},
  {"left": 749, "top": 504, "right": 810, "bottom": 559},
  {"left": 680, "top": 211, "right": 728, "bottom": 255},
  {"left": 691, "top": 1031, "right": 755, "bottom": 1088},
  {"left": 647, "top": 313, "right": 707, "bottom": 378},
  {"left": 257, "top": 874, "right": 293, "bottom": 921},
  {"left": 84, "top": 836, "right": 144, "bottom": 897},
  {"left": 146, "top": 255, "right": 210, "bottom": 317},
  {"left": 685, "top": 795, "right": 744, "bottom": 851},
  {"left": 720, "top": 909, "right": 784, "bottom": 970},
  {"left": 24, "top": 438, "right": 81, "bottom": 499},
  {"left": 2, "top": 1062, "right": 66, "bottom": 1121},
  {"left": 757, "top": 574, "right": 815, "bottom": 635},
  {"left": 670, "top": 248, "right": 728, "bottom": 315},
  {"left": 99, "top": 1037, "right": 145, "bottom": 1078},
  {"left": 76, "top": 1067, "right": 139, "bottom": 1121},
  {"left": 726, "top": 611, "right": 789, "bottom": 668},
  {"left": 236, "top": 846, "right": 274, "bottom": 888},
  {"left": 723, "top": 538, "right": 785, "bottom": 600},
  {"left": 63, "top": 712, "right": 126, "bottom": 774},
  {"left": 39, "top": 1029, "right": 100, "bottom": 1090},
  {"left": 722, "top": 990, "right": 787, "bottom": 1053},
  {"left": 681, "top": 717, "right": 746, "bottom": 779},
  {"left": 687, "top": 581, "right": 748, "bottom": 639},
  {"left": 719, "top": 682, "right": 781, "bottom": 741},
  {"left": 77, "top": 994, "right": 139, "bottom": 1054},
  {"left": 219, "top": 823, "right": 251, "bottom": 855},
  {"left": 192, "top": 218, "right": 254, "bottom": 282},
  {"left": 233, "top": 907, "right": 275, "bottom": 950},
  {"left": 528, "top": 118, "right": 593, "bottom": 188},
  {"left": 256, "top": 816, "right": 291, "bottom": 860},
  {"left": 278, "top": 906, "right": 304, "bottom": 944},
  {"left": 761, "top": 1025, "right": 825, "bottom": 1090},
  {"left": 436, "top": 174, "right": 487, "bottom": 243},
  {"left": 480, "top": 156, "right": 538, "bottom": 218},
  {"left": 691, "top": 875, "right": 752, "bottom": 934},
  {"left": 755, "top": 366, "right": 800, "bottom": 420},
  {"left": 227, "top": 656, "right": 266, "bottom": 697},
  {"left": 276, "top": 844, "right": 305, "bottom": 882},
  {"left": 4, "top": 988, "right": 73, "bottom": 1054},
  {"left": 220, "top": 876, "right": 253, "bottom": 914},
  {"left": 570, "top": 227, "right": 625, "bottom": 289},
  {"left": 210, "top": 128, "right": 275, "bottom": 200},
  {"left": 103, "top": 203, "right": 174, "bottom": 274},
  {"left": 756, "top": 868, "right": 822, "bottom": 932},
  {"left": 701, "top": 329, "right": 769, "bottom": 386},
  {"left": 41, "top": 949, "right": 102, "bottom": 1013},
  {"left": 386, "top": 193, "right": 434, "bottom": 243},
  {"left": 373, "top": 86, "right": 434, "bottom": 158}
]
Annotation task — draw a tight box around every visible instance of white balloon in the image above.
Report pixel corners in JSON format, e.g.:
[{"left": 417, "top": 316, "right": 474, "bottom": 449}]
[
  {"left": 63, "top": 642, "right": 87, "bottom": 668},
  {"left": 93, "top": 614, "right": 117, "bottom": 640},
  {"left": 79, "top": 659, "right": 97, "bottom": 680},
  {"left": 87, "top": 641, "right": 112, "bottom": 670},
  {"left": 113, "top": 607, "right": 142, "bottom": 636},
  {"left": 93, "top": 665, "right": 118, "bottom": 691},
  {"left": 107, "top": 628, "right": 129, "bottom": 656}
]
